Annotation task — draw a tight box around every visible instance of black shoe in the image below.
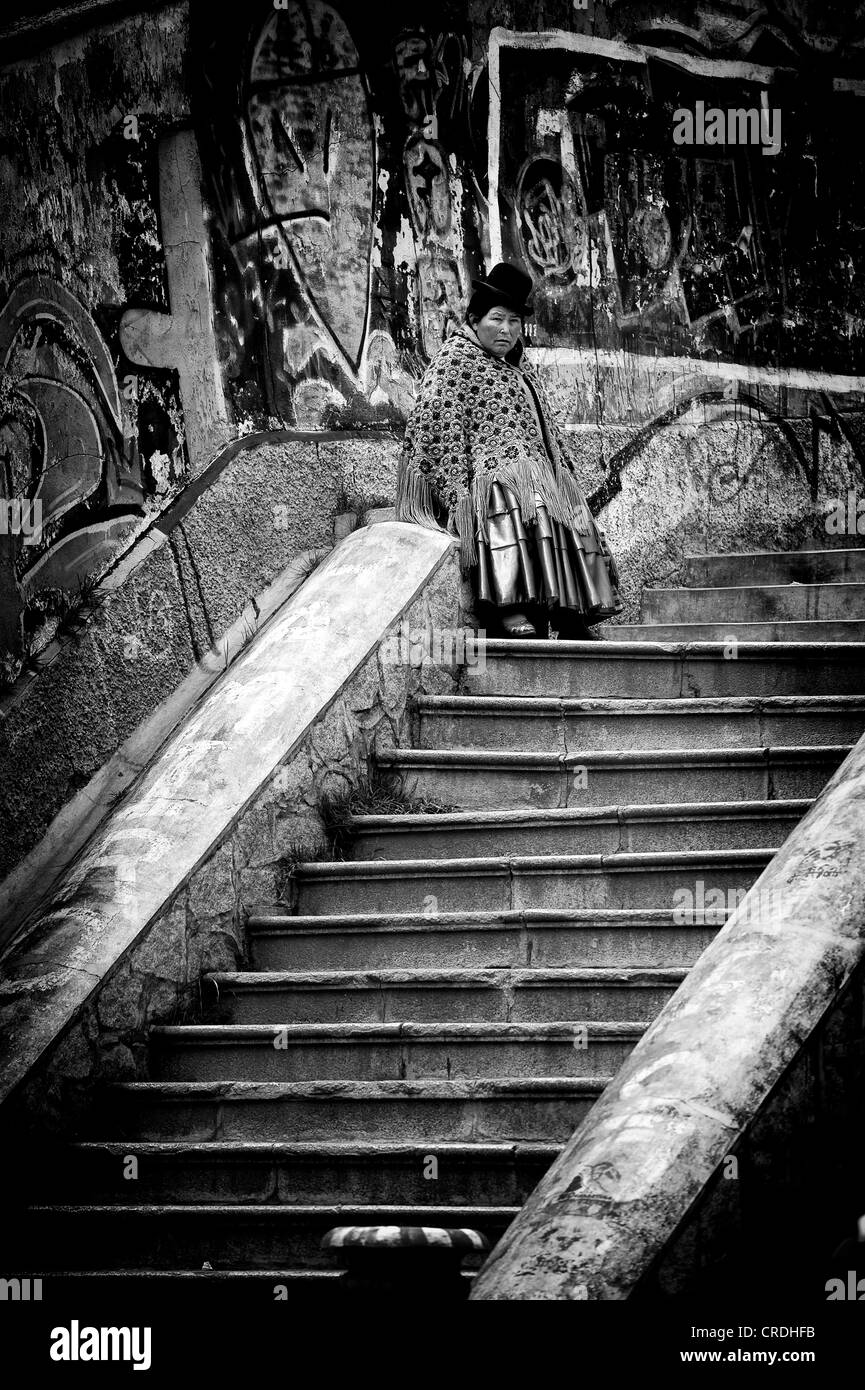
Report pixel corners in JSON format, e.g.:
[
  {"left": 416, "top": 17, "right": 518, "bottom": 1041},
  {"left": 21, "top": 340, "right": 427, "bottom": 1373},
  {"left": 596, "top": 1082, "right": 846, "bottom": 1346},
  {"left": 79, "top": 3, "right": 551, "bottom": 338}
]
[{"left": 553, "top": 614, "right": 602, "bottom": 641}]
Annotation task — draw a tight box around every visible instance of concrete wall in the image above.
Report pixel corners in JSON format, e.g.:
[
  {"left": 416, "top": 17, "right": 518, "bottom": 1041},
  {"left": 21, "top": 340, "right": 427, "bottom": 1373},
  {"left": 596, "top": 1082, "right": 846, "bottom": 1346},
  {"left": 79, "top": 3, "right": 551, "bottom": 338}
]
[
  {"left": 596, "top": 417, "right": 865, "bottom": 623},
  {"left": 2, "top": 0, "right": 865, "bottom": 654},
  {"left": 0, "top": 433, "right": 342, "bottom": 885},
  {"left": 2, "top": 1, "right": 865, "bottom": 903},
  {"left": 0, "top": 522, "right": 466, "bottom": 1137}
]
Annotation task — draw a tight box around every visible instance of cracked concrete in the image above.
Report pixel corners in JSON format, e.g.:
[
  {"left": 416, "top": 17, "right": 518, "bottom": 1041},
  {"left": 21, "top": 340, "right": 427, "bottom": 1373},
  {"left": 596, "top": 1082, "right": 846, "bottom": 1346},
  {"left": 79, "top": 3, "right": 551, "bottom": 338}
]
[
  {"left": 0, "top": 524, "right": 464, "bottom": 1136},
  {"left": 471, "top": 729, "right": 865, "bottom": 1300}
]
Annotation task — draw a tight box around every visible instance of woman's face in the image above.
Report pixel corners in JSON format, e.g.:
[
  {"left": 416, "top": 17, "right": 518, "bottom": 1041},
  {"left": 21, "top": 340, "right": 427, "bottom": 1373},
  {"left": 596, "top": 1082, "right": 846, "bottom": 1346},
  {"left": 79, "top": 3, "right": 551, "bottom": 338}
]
[{"left": 472, "top": 304, "right": 522, "bottom": 358}]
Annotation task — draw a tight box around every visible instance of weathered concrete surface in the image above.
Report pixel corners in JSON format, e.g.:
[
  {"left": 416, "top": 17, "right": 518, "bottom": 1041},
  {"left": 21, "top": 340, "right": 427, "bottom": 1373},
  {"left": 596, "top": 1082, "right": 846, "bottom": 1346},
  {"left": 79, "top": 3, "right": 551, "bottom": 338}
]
[
  {"left": 465, "top": 639, "right": 865, "bottom": 699},
  {"left": 0, "top": 544, "right": 328, "bottom": 957},
  {"left": 292, "top": 848, "right": 769, "bottom": 916},
  {"left": 349, "top": 805, "right": 806, "bottom": 862},
  {"left": 375, "top": 744, "right": 846, "bottom": 811},
  {"left": 612, "top": 619, "right": 865, "bottom": 642},
  {"left": 0, "top": 523, "right": 462, "bottom": 1132},
  {"left": 0, "top": 434, "right": 339, "bottom": 882},
  {"left": 639, "top": 957, "right": 865, "bottom": 1298},
  {"left": 119, "top": 128, "right": 231, "bottom": 470},
  {"left": 470, "top": 728, "right": 865, "bottom": 1300},
  {"left": 0, "top": 6, "right": 189, "bottom": 305},
  {"left": 316, "top": 438, "right": 402, "bottom": 514},
  {"left": 597, "top": 421, "right": 864, "bottom": 627},
  {"left": 415, "top": 693, "right": 865, "bottom": 754},
  {"left": 643, "top": 582, "right": 865, "bottom": 625},
  {"left": 684, "top": 549, "right": 865, "bottom": 588}
]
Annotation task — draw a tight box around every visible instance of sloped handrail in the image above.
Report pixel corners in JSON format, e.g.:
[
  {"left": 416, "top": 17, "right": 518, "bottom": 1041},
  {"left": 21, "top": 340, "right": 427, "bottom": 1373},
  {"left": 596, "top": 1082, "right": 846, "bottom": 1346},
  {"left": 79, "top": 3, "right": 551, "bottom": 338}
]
[{"left": 471, "top": 729, "right": 865, "bottom": 1300}]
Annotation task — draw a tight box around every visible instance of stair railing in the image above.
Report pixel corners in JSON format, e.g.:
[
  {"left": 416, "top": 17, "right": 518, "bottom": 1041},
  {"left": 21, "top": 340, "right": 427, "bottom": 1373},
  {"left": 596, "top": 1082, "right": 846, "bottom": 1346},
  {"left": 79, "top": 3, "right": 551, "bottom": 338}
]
[{"left": 471, "top": 730, "right": 865, "bottom": 1300}]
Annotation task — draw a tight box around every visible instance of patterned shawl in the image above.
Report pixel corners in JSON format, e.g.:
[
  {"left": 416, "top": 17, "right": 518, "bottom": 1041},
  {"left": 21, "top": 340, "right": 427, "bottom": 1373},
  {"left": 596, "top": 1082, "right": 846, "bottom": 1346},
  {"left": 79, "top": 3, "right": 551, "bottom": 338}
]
[{"left": 396, "top": 326, "right": 592, "bottom": 569}]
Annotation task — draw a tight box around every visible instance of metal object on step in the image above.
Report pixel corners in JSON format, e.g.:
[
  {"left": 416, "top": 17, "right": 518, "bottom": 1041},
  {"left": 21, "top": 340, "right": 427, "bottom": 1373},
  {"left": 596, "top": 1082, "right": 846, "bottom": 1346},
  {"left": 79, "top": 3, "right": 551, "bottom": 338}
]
[{"left": 322, "top": 1225, "right": 490, "bottom": 1300}]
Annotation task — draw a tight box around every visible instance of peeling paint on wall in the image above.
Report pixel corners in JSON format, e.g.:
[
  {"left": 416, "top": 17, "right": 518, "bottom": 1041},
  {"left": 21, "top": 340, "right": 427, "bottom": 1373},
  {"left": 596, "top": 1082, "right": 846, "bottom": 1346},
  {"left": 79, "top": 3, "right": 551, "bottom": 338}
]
[
  {"left": 0, "top": 6, "right": 190, "bottom": 650},
  {"left": 2, "top": 0, "right": 865, "bottom": 666}
]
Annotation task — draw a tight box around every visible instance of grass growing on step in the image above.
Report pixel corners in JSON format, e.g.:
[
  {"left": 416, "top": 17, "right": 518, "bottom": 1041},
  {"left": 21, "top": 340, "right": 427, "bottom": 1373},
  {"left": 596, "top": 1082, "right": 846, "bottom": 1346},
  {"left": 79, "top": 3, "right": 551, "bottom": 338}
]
[
  {"left": 272, "top": 839, "right": 335, "bottom": 904},
  {"left": 321, "top": 766, "right": 454, "bottom": 859},
  {"left": 335, "top": 485, "right": 394, "bottom": 518},
  {"left": 165, "top": 979, "right": 213, "bottom": 1026}
]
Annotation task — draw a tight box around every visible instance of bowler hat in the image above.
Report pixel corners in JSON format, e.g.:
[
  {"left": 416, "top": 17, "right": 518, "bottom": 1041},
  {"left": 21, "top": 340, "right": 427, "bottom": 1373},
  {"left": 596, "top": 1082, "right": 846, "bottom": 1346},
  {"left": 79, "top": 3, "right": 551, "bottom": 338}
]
[{"left": 470, "top": 262, "right": 534, "bottom": 315}]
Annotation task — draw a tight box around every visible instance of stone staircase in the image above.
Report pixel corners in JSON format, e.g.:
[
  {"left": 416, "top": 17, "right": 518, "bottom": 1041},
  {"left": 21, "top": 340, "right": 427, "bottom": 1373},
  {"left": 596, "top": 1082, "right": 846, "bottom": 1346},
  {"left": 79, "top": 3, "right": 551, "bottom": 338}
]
[{"left": 18, "top": 547, "right": 865, "bottom": 1293}]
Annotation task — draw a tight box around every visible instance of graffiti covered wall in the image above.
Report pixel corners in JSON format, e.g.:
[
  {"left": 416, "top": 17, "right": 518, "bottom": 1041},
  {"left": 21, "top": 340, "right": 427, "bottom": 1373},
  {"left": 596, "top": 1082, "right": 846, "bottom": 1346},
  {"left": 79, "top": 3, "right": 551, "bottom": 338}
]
[
  {"left": 191, "top": 0, "right": 480, "bottom": 429},
  {"left": 0, "top": 5, "right": 193, "bottom": 657},
  {"left": 189, "top": 0, "right": 865, "bottom": 429},
  {"left": 1, "top": 0, "right": 865, "bottom": 662}
]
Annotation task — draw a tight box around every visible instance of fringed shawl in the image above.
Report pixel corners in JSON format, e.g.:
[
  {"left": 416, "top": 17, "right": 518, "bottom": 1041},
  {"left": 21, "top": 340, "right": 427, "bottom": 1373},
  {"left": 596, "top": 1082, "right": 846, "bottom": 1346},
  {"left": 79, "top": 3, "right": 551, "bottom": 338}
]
[{"left": 397, "top": 327, "right": 592, "bottom": 570}]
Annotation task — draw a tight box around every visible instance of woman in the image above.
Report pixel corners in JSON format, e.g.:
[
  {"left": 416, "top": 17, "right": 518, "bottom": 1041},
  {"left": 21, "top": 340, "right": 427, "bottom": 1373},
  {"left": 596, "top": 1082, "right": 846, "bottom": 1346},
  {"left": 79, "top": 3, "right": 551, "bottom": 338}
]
[{"left": 396, "top": 262, "right": 622, "bottom": 638}]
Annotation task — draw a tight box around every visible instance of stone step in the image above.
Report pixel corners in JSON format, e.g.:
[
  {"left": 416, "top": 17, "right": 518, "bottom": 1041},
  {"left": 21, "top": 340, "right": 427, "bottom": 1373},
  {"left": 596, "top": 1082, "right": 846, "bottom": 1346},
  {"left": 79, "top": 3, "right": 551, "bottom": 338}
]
[
  {"left": 347, "top": 800, "right": 807, "bottom": 860},
  {"left": 206, "top": 968, "right": 688, "bottom": 1024},
  {"left": 376, "top": 745, "right": 847, "bottom": 811},
  {"left": 19, "top": 1202, "right": 519, "bottom": 1272},
  {"left": 246, "top": 909, "right": 724, "bottom": 973},
  {"left": 681, "top": 548, "right": 865, "bottom": 588},
  {"left": 149, "top": 1021, "right": 645, "bottom": 1083},
  {"left": 94, "top": 1078, "right": 608, "bottom": 1143},
  {"left": 642, "top": 583, "right": 865, "bottom": 626},
  {"left": 293, "top": 847, "right": 770, "bottom": 916},
  {"left": 416, "top": 694, "right": 865, "bottom": 753},
  {"left": 608, "top": 620, "right": 865, "bottom": 643},
  {"left": 464, "top": 640, "right": 865, "bottom": 698},
  {"left": 52, "top": 1140, "right": 562, "bottom": 1207}
]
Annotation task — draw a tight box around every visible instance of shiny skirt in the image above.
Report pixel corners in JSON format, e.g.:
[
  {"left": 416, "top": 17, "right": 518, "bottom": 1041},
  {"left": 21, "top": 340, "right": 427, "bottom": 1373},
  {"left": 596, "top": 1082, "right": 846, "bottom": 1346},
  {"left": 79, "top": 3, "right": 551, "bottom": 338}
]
[{"left": 475, "top": 481, "right": 622, "bottom": 624}]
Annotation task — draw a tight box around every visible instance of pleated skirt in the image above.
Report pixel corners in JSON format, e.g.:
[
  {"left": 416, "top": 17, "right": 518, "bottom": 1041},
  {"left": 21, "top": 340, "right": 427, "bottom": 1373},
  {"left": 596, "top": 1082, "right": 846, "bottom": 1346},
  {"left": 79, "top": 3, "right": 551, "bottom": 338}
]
[{"left": 475, "top": 481, "right": 622, "bottom": 622}]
